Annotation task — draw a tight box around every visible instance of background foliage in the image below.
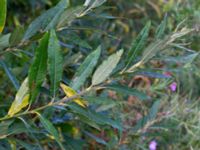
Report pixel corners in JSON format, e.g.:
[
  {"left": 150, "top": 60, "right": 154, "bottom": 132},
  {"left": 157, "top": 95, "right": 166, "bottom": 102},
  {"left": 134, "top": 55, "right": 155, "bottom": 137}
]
[{"left": 0, "top": 0, "right": 200, "bottom": 149}]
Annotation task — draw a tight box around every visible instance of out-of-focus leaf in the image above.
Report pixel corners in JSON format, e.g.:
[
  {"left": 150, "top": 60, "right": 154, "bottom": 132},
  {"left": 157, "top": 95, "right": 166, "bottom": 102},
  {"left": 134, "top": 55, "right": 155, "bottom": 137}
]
[
  {"left": 60, "top": 83, "right": 87, "bottom": 107},
  {"left": 92, "top": 49, "right": 123, "bottom": 85},
  {"left": 84, "top": 131, "right": 107, "bottom": 145},
  {"left": 133, "top": 100, "right": 160, "bottom": 131},
  {"left": 0, "top": 60, "right": 20, "bottom": 90},
  {"left": 125, "top": 21, "right": 151, "bottom": 68},
  {"left": 68, "top": 103, "right": 123, "bottom": 130},
  {"left": 0, "top": 0, "right": 6, "bottom": 33},
  {"left": 0, "top": 33, "right": 10, "bottom": 50},
  {"left": 48, "top": 30, "right": 63, "bottom": 98},
  {"left": 0, "top": 120, "right": 14, "bottom": 139},
  {"left": 28, "top": 32, "right": 49, "bottom": 103},
  {"left": 64, "top": 33, "right": 92, "bottom": 49},
  {"left": 23, "top": 0, "right": 69, "bottom": 40},
  {"left": 155, "top": 15, "right": 167, "bottom": 39},
  {"left": 0, "top": 140, "right": 11, "bottom": 150},
  {"left": 8, "top": 78, "right": 29, "bottom": 116},
  {"left": 71, "top": 46, "right": 101, "bottom": 90},
  {"left": 128, "top": 28, "right": 192, "bottom": 72},
  {"left": 106, "top": 84, "right": 149, "bottom": 100},
  {"left": 9, "top": 26, "right": 24, "bottom": 47},
  {"left": 57, "top": 6, "right": 86, "bottom": 28},
  {"left": 37, "top": 113, "right": 65, "bottom": 150},
  {"left": 84, "top": 0, "right": 106, "bottom": 9}
]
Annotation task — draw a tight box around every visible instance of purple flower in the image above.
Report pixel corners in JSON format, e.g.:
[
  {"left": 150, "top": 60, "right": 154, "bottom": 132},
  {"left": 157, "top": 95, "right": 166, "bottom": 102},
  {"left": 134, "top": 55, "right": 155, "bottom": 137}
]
[
  {"left": 149, "top": 140, "right": 157, "bottom": 150},
  {"left": 169, "top": 82, "right": 177, "bottom": 92}
]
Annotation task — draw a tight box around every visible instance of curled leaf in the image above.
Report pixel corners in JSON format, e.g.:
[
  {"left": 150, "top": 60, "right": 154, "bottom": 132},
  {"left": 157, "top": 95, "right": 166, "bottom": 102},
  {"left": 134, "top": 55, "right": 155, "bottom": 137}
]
[{"left": 60, "top": 83, "right": 87, "bottom": 107}]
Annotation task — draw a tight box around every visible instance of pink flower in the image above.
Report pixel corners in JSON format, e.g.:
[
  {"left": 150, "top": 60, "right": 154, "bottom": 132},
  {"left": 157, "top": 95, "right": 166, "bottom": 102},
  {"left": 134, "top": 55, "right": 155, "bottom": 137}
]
[
  {"left": 149, "top": 140, "right": 157, "bottom": 150},
  {"left": 169, "top": 82, "right": 177, "bottom": 92}
]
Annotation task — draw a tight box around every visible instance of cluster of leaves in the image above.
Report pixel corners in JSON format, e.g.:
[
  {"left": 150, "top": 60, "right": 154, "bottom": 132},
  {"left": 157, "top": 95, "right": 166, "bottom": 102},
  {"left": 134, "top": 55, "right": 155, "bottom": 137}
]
[{"left": 0, "top": 0, "right": 200, "bottom": 149}]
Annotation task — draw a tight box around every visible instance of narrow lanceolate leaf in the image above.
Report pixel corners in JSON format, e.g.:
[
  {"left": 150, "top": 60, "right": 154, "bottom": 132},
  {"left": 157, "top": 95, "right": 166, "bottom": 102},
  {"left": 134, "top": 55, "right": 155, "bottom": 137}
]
[
  {"left": 28, "top": 32, "right": 49, "bottom": 103},
  {"left": 106, "top": 84, "right": 149, "bottom": 100},
  {"left": 84, "top": 0, "right": 106, "bottom": 9},
  {"left": 8, "top": 78, "right": 29, "bottom": 116},
  {"left": 60, "top": 83, "right": 87, "bottom": 107},
  {"left": 125, "top": 21, "right": 151, "bottom": 67},
  {"left": 71, "top": 46, "right": 101, "bottom": 90},
  {"left": 36, "top": 113, "right": 65, "bottom": 150},
  {"left": 0, "top": 0, "right": 6, "bottom": 33},
  {"left": 155, "top": 15, "right": 167, "bottom": 39},
  {"left": 0, "top": 60, "right": 20, "bottom": 90},
  {"left": 48, "top": 30, "right": 63, "bottom": 98},
  {"left": 92, "top": 49, "right": 123, "bottom": 85},
  {"left": 23, "top": 0, "right": 69, "bottom": 40}
]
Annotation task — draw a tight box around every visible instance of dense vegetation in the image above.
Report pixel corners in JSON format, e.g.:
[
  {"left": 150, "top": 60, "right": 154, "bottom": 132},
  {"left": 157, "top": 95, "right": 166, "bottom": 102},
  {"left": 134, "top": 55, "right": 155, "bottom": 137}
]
[{"left": 0, "top": 0, "right": 200, "bottom": 149}]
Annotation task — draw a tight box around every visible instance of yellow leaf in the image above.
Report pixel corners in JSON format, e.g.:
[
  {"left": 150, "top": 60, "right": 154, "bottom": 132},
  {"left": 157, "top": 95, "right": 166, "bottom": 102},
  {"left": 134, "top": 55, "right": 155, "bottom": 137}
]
[
  {"left": 60, "top": 83, "right": 87, "bottom": 107},
  {"left": 8, "top": 78, "right": 30, "bottom": 116}
]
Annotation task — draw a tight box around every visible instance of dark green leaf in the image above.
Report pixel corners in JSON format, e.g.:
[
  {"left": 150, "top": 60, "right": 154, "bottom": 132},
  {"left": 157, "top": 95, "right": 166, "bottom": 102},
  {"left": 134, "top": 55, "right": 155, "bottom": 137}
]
[
  {"left": 68, "top": 103, "right": 123, "bottom": 130},
  {"left": 28, "top": 32, "right": 49, "bottom": 103},
  {"left": 37, "top": 113, "right": 65, "bottom": 150},
  {"left": 48, "top": 30, "right": 63, "bottom": 98},
  {"left": 23, "top": 0, "right": 69, "bottom": 40},
  {"left": 125, "top": 21, "right": 151, "bottom": 67},
  {"left": 71, "top": 46, "right": 101, "bottom": 90}
]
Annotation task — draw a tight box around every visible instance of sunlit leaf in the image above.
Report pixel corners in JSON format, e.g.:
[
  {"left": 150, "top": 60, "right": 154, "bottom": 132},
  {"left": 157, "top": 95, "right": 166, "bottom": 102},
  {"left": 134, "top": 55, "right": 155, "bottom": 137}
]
[
  {"left": 8, "top": 78, "right": 29, "bottom": 116},
  {"left": 92, "top": 49, "right": 123, "bottom": 85},
  {"left": 60, "top": 83, "right": 87, "bottom": 107}
]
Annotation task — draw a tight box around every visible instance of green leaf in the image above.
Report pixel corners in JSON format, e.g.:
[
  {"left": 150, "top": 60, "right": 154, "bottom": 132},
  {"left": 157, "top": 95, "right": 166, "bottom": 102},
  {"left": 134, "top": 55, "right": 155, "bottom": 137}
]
[
  {"left": 84, "top": 0, "right": 106, "bottom": 9},
  {"left": 23, "top": 0, "right": 69, "bottom": 40},
  {"left": 127, "top": 28, "right": 192, "bottom": 72},
  {"left": 57, "top": 6, "right": 86, "bottom": 28},
  {"left": 106, "top": 84, "right": 149, "bottom": 100},
  {"left": 48, "top": 30, "right": 63, "bottom": 98},
  {"left": 92, "top": 49, "right": 123, "bottom": 85},
  {"left": 71, "top": 46, "right": 101, "bottom": 90},
  {"left": 68, "top": 103, "right": 123, "bottom": 130},
  {"left": 8, "top": 78, "right": 29, "bottom": 116},
  {"left": 155, "top": 15, "right": 167, "bottom": 39},
  {"left": 0, "top": 33, "right": 10, "bottom": 50},
  {"left": 0, "top": 0, "right": 6, "bottom": 33},
  {"left": 9, "top": 26, "right": 24, "bottom": 47},
  {"left": 28, "top": 32, "right": 49, "bottom": 103},
  {"left": 0, "top": 120, "right": 14, "bottom": 139},
  {"left": 125, "top": 21, "right": 151, "bottom": 67},
  {"left": 0, "top": 60, "right": 20, "bottom": 90},
  {"left": 37, "top": 113, "right": 65, "bottom": 150}
]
